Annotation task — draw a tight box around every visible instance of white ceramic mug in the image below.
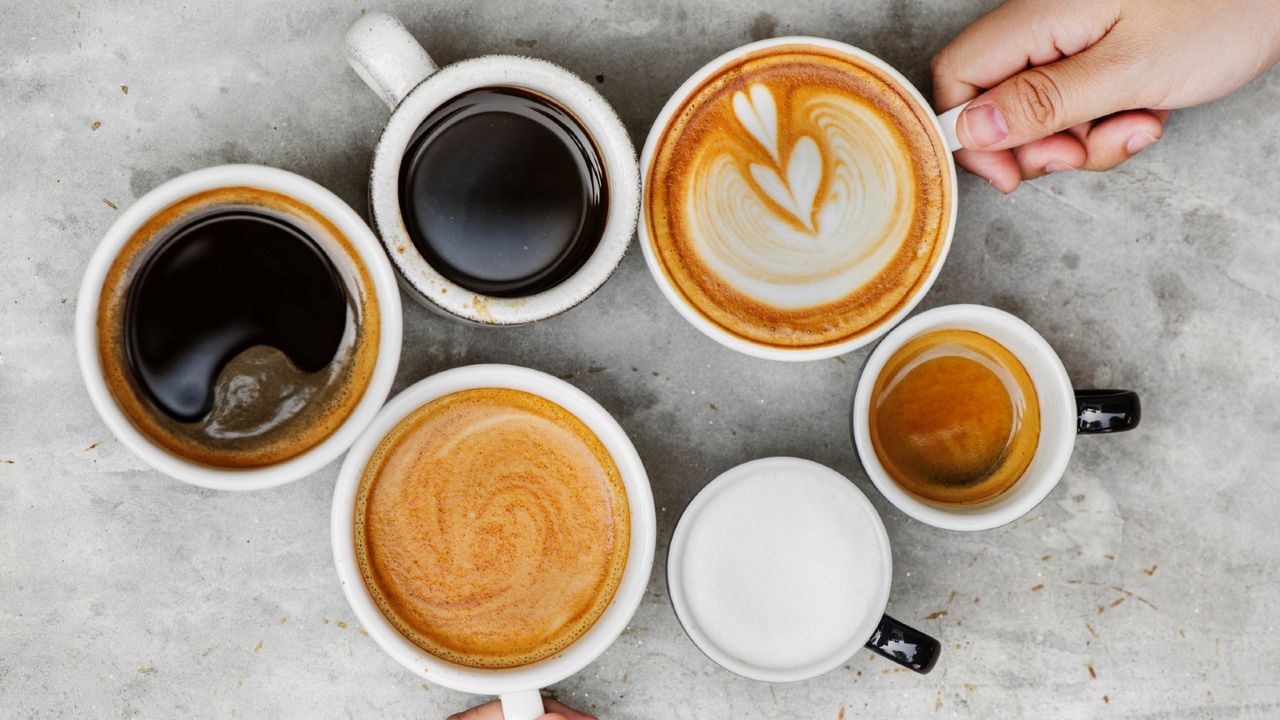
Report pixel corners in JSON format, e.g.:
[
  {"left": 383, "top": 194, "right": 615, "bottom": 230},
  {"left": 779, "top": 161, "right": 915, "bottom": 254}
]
[
  {"left": 852, "top": 304, "right": 1141, "bottom": 531},
  {"left": 345, "top": 12, "right": 640, "bottom": 326},
  {"left": 638, "top": 36, "right": 969, "bottom": 361},
  {"left": 667, "top": 457, "right": 939, "bottom": 681},
  {"left": 74, "top": 164, "right": 403, "bottom": 491},
  {"left": 331, "top": 364, "right": 656, "bottom": 720}
]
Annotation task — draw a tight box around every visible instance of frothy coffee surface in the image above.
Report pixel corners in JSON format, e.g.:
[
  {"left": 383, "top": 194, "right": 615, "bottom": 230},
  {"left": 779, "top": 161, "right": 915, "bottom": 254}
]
[
  {"left": 355, "top": 388, "right": 630, "bottom": 669},
  {"left": 647, "top": 46, "right": 951, "bottom": 348},
  {"left": 97, "top": 187, "right": 380, "bottom": 468}
]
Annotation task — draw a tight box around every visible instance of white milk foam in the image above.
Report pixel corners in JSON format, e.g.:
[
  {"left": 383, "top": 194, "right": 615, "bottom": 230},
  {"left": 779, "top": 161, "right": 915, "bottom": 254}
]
[{"left": 678, "top": 465, "right": 886, "bottom": 674}]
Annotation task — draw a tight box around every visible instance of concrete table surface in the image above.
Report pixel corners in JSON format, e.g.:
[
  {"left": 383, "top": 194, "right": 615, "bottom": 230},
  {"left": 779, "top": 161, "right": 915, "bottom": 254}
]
[{"left": 3, "top": 1, "right": 1279, "bottom": 718}]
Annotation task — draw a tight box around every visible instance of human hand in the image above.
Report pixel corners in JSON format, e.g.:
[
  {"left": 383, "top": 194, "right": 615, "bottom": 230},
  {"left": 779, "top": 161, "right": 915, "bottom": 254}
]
[
  {"left": 931, "top": 0, "right": 1280, "bottom": 192},
  {"left": 446, "top": 697, "right": 596, "bottom": 720}
]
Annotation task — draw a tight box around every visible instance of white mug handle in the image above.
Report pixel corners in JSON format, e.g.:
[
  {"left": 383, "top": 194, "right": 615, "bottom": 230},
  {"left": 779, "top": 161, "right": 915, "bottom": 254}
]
[
  {"left": 937, "top": 101, "right": 970, "bottom": 153},
  {"left": 500, "top": 690, "right": 546, "bottom": 720},
  {"left": 345, "top": 11, "right": 439, "bottom": 110}
]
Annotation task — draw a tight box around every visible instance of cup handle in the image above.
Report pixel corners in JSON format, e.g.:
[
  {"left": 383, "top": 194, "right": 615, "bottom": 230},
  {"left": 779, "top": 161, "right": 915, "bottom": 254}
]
[
  {"left": 345, "top": 11, "right": 439, "bottom": 110},
  {"left": 864, "top": 613, "right": 940, "bottom": 674},
  {"left": 499, "top": 690, "right": 546, "bottom": 720},
  {"left": 937, "top": 101, "right": 970, "bottom": 153},
  {"left": 1076, "top": 389, "right": 1141, "bottom": 434}
]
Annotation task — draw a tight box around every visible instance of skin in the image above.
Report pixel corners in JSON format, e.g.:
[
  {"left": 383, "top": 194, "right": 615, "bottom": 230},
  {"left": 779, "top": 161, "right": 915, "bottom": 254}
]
[
  {"left": 447, "top": 697, "right": 595, "bottom": 720},
  {"left": 932, "top": 0, "right": 1280, "bottom": 192}
]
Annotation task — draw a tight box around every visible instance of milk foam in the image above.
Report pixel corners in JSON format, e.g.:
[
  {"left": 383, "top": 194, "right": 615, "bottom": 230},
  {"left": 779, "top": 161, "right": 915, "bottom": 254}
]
[{"left": 678, "top": 465, "right": 885, "bottom": 673}]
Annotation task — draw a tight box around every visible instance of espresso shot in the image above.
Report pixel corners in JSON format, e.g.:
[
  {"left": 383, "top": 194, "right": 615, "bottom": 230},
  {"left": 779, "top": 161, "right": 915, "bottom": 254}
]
[
  {"left": 398, "top": 87, "right": 609, "bottom": 298},
  {"left": 96, "top": 186, "right": 381, "bottom": 468}
]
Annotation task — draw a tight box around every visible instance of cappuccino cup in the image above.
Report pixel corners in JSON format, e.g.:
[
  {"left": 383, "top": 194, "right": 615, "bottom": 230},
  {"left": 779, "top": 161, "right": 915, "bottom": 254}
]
[
  {"left": 346, "top": 13, "right": 640, "bottom": 325},
  {"left": 639, "top": 37, "right": 969, "bottom": 360},
  {"left": 852, "top": 305, "right": 1141, "bottom": 531}
]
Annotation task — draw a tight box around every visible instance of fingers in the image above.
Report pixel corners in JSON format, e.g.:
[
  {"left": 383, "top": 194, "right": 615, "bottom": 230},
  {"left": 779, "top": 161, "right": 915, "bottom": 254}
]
[
  {"left": 1073, "top": 109, "right": 1167, "bottom": 171},
  {"left": 447, "top": 700, "right": 503, "bottom": 720},
  {"left": 446, "top": 698, "right": 596, "bottom": 720},
  {"left": 542, "top": 698, "right": 596, "bottom": 720},
  {"left": 1012, "top": 133, "right": 1087, "bottom": 181},
  {"left": 954, "top": 148, "right": 1022, "bottom": 193}
]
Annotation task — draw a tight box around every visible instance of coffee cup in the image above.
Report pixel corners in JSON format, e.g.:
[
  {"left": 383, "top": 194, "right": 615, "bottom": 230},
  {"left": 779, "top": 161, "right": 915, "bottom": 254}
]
[
  {"left": 639, "top": 36, "right": 971, "bottom": 361},
  {"left": 75, "top": 164, "right": 403, "bottom": 490},
  {"left": 667, "top": 457, "right": 939, "bottom": 681},
  {"left": 345, "top": 12, "right": 640, "bottom": 325},
  {"left": 331, "top": 364, "right": 656, "bottom": 720},
  {"left": 851, "top": 304, "right": 1141, "bottom": 531}
]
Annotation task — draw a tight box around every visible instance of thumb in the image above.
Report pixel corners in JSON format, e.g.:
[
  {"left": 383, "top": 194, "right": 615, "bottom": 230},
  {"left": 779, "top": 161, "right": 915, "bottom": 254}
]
[{"left": 955, "top": 41, "right": 1144, "bottom": 151}]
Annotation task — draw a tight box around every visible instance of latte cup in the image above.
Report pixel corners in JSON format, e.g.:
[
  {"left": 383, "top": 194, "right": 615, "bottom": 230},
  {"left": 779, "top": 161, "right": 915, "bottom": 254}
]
[
  {"left": 852, "top": 305, "right": 1141, "bottom": 531},
  {"left": 345, "top": 12, "right": 640, "bottom": 325},
  {"left": 639, "top": 37, "right": 970, "bottom": 361},
  {"left": 74, "top": 164, "right": 403, "bottom": 491},
  {"left": 331, "top": 364, "right": 656, "bottom": 720}
]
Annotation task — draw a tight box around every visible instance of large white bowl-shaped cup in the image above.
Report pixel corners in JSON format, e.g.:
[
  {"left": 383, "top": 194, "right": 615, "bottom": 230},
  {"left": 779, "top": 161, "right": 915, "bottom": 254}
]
[
  {"left": 74, "top": 164, "right": 403, "bottom": 491},
  {"left": 638, "top": 36, "right": 969, "bottom": 361},
  {"left": 852, "top": 305, "right": 1141, "bottom": 531},
  {"left": 345, "top": 12, "right": 640, "bottom": 326},
  {"left": 331, "top": 364, "right": 657, "bottom": 720}
]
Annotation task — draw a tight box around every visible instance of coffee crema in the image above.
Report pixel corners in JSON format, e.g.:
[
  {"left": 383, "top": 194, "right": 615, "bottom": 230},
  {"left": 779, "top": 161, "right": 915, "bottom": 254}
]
[
  {"left": 646, "top": 46, "right": 951, "bottom": 348},
  {"left": 354, "top": 388, "right": 630, "bottom": 668},
  {"left": 869, "top": 330, "right": 1040, "bottom": 504},
  {"left": 97, "top": 186, "right": 380, "bottom": 468}
]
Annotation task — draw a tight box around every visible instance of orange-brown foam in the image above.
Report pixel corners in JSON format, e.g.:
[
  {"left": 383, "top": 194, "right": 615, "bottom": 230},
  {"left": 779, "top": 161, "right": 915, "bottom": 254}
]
[
  {"left": 354, "top": 388, "right": 630, "bottom": 668},
  {"left": 646, "top": 46, "right": 952, "bottom": 348},
  {"left": 97, "top": 186, "right": 380, "bottom": 468}
]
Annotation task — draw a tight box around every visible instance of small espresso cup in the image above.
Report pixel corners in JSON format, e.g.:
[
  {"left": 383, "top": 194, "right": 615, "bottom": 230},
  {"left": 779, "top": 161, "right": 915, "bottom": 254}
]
[
  {"left": 75, "top": 164, "right": 403, "bottom": 491},
  {"left": 639, "top": 37, "right": 970, "bottom": 361},
  {"left": 851, "top": 304, "right": 1141, "bottom": 531},
  {"left": 331, "top": 364, "right": 656, "bottom": 720},
  {"left": 667, "top": 457, "right": 939, "bottom": 682},
  {"left": 345, "top": 12, "right": 640, "bottom": 325}
]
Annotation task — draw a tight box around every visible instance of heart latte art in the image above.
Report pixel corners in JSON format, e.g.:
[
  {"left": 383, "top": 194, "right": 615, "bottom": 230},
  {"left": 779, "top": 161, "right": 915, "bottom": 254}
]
[{"left": 647, "top": 46, "right": 952, "bottom": 349}]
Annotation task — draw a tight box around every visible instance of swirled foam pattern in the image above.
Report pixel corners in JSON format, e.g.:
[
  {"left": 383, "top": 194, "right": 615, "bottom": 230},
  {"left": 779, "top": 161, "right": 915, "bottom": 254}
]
[
  {"left": 647, "top": 47, "right": 951, "bottom": 348},
  {"left": 355, "top": 388, "right": 630, "bottom": 668}
]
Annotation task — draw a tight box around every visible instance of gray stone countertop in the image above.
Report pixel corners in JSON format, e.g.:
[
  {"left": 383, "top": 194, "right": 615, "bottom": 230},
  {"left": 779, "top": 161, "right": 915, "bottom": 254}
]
[{"left": 2, "top": 1, "right": 1279, "bottom": 718}]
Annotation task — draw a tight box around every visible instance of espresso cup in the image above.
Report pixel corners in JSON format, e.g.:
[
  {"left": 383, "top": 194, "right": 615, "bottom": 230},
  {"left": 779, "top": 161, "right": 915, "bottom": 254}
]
[
  {"left": 639, "top": 37, "right": 970, "bottom": 361},
  {"left": 667, "top": 457, "right": 939, "bottom": 682},
  {"left": 331, "top": 364, "right": 656, "bottom": 720},
  {"left": 852, "top": 304, "right": 1141, "bottom": 531},
  {"left": 75, "top": 164, "right": 403, "bottom": 490},
  {"left": 345, "top": 12, "right": 640, "bottom": 325}
]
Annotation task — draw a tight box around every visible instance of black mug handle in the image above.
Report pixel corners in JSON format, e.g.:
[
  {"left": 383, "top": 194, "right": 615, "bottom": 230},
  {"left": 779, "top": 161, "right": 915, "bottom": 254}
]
[
  {"left": 865, "top": 614, "right": 940, "bottom": 674},
  {"left": 1076, "top": 389, "right": 1141, "bottom": 434}
]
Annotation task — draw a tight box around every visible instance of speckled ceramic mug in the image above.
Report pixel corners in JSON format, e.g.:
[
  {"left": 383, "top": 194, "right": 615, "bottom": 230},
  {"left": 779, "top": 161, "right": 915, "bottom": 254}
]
[{"left": 345, "top": 12, "right": 640, "bottom": 326}]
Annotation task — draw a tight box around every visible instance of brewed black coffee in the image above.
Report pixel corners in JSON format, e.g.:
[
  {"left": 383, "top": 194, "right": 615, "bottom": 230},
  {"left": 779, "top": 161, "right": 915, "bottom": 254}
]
[{"left": 398, "top": 86, "right": 608, "bottom": 297}]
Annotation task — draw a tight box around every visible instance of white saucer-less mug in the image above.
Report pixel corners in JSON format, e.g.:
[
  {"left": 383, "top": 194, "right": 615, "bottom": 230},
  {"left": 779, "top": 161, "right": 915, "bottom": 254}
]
[{"left": 331, "top": 365, "right": 656, "bottom": 720}]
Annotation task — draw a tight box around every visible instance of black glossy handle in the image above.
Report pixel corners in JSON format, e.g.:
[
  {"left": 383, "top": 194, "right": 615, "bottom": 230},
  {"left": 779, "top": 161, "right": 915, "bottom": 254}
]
[
  {"left": 865, "top": 614, "right": 939, "bottom": 674},
  {"left": 1076, "top": 389, "right": 1141, "bottom": 434}
]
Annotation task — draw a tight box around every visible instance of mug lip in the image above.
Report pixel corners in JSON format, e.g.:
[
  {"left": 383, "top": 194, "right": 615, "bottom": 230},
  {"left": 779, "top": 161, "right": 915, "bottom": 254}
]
[
  {"left": 851, "top": 304, "right": 1078, "bottom": 531},
  {"left": 73, "top": 164, "right": 403, "bottom": 491},
  {"left": 636, "top": 35, "right": 959, "bottom": 362},
  {"left": 666, "top": 456, "right": 893, "bottom": 683},
  {"left": 330, "top": 364, "right": 656, "bottom": 695},
  {"left": 368, "top": 54, "right": 640, "bottom": 326}
]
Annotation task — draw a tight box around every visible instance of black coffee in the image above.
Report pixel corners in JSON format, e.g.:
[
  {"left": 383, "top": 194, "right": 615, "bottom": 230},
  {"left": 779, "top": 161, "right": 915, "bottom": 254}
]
[
  {"left": 398, "top": 87, "right": 608, "bottom": 297},
  {"left": 125, "top": 209, "right": 347, "bottom": 422}
]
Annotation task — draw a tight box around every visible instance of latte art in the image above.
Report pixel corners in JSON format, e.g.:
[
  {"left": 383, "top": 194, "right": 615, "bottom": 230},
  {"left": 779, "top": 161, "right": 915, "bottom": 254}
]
[{"left": 647, "top": 46, "right": 951, "bottom": 348}]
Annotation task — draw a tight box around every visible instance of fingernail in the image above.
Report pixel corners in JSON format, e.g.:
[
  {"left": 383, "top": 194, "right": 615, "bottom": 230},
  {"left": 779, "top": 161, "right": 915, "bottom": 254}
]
[
  {"left": 1126, "top": 131, "right": 1158, "bottom": 155},
  {"left": 961, "top": 103, "right": 1008, "bottom": 148},
  {"left": 1044, "top": 160, "right": 1075, "bottom": 174}
]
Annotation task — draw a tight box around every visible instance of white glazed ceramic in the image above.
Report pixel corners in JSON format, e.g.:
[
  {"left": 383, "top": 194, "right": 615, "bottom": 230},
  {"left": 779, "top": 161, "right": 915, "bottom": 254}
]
[
  {"left": 852, "top": 304, "right": 1077, "bottom": 531},
  {"left": 74, "top": 164, "right": 403, "bottom": 491},
  {"left": 345, "top": 12, "right": 640, "bottom": 326},
  {"left": 331, "top": 364, "right": 656, "bottom": 720},
  {"left": 637, "top": 36, "right": 968, "bottom": 361},
  {"left": 667, "top": 457, "right": 895, "bottom": 682}
]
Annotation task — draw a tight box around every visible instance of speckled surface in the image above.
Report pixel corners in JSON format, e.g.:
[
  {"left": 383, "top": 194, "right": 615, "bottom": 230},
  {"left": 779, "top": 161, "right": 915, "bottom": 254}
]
[{"left": 3, "top": 1, "right": 1280, "bottom": 718}]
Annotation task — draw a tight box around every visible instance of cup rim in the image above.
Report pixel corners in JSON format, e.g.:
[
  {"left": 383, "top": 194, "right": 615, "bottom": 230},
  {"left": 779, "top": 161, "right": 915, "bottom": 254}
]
[
  {"left": 329, "top": 364, "right": 656, "bottom": 695},
  {"left": 666, "top": 456, "right": 892, "bottom": 682},
  {"left": 73, "top": 164, "right": 402, "bottom": 491},
  {"left": 851, "top": 304, "right": 1078, "bottom": 531},
  {"left": 368, "top": 54, "right": 640, "bottom": 326},
  {"left": 636, "top": 35, "right": 959, "bottom": 361}
]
